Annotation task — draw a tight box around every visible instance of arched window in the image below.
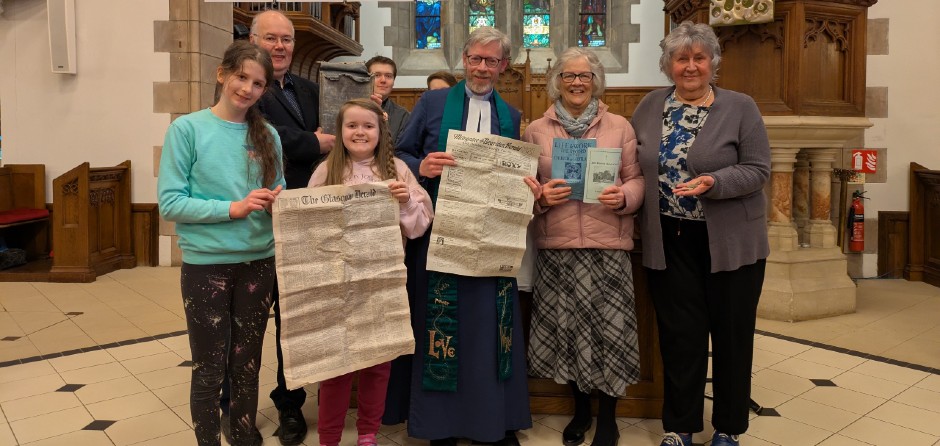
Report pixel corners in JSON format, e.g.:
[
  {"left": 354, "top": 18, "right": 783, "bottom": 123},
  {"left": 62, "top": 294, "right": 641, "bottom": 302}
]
[
  {"left": 468, "top": 0, "right": 495, "bottom": 34},
  {"left": 416, "top": 0, "right": 442, "bottom": 50},
  {"left": 578, "top": 0, "right": 606, "bottom": 47},
  {"left": 522, "top": 0, "right": 551, "bottom": 48}
]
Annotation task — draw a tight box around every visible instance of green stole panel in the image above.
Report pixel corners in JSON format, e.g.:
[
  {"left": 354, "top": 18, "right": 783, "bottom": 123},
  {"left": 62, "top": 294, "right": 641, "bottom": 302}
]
[{"left": 422, "top": 81, "right": 517, "bottom": 392}]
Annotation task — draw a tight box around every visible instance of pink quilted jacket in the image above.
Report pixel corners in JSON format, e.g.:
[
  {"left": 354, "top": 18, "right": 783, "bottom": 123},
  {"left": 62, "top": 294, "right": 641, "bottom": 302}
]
[{"left": 521, "top": 101, "right": 644, "bottom": 251}]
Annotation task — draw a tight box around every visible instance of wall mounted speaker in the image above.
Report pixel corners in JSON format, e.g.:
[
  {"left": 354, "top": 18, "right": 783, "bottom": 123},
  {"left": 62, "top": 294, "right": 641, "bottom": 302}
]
[{"left": 47, "top": 0, "right": 76, "bottom": 74}]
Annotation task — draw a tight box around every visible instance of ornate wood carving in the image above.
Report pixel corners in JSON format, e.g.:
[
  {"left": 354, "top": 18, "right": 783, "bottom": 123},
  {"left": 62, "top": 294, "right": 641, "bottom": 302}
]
[
  {"left": 666, "top": 0, "right": 711, "bottom": 23},
  {"left": 717, "top": 21, "right": 785, "bottom": 50},
  {"left": 664, "top": 0, "right": 875, "bottom": 116},
  {"left": 89, "top": 172, "right": 125, "bottom": 183},
  {"left": 803, "top": 18, "right": 849, "bottom": 51},
  {"left": 62, "top": 179, "right": 79, "bottom": 196},
  {"left": 89, "top": 188, "right": 116, "bottom": 208}
]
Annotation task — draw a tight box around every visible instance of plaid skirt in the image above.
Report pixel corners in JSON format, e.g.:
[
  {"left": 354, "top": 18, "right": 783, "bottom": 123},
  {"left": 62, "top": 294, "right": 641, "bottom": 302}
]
[{"left": 527, "top": 248, "right": 641, "bottom": 396}]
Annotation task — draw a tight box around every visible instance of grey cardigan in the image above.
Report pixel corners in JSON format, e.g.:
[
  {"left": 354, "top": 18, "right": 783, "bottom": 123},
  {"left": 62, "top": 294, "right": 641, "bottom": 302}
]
[{"left": 632, "top": 86, "right": 771, "bottom": 272}]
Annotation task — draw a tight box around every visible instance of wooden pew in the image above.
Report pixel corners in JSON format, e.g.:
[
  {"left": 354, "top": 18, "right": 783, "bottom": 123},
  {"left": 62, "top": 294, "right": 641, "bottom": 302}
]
[{"left": 0, "top": 164, "right": 50, "bottom": 274}]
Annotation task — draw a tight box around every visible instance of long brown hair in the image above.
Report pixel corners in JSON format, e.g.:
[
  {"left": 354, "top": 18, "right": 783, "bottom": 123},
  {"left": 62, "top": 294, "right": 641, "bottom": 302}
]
[
  {"left": 321, "top": 98, "right": 399, "bottom": 186},
  {"left": 216, "top": 40, "right": 282, "bottom": 188}
]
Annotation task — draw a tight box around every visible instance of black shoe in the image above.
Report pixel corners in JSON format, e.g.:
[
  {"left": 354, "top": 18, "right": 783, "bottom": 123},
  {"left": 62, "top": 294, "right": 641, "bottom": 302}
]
[
  {"left": 430, "top": 438, "right": 458, "bottom": 446},
  {"left": 221, "top": 412, "right": 233, "bottom": 445},
  {"left": 274, "top": 407, "right": 307, "bottom": 446},
  {"left": 563, "top": 416, "right": 592, "bottom": 446}
]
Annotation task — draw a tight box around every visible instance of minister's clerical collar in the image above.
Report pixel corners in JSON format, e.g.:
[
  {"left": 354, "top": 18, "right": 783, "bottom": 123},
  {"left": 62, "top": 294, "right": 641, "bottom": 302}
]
[{"left": 464, "top": 85, "right": 494, "bottom": 101}]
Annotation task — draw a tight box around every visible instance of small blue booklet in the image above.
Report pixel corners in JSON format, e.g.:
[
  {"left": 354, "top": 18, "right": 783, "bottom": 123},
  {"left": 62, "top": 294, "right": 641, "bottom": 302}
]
[{"left": 551, "top": 138, "right": 595, "bottom": 201}]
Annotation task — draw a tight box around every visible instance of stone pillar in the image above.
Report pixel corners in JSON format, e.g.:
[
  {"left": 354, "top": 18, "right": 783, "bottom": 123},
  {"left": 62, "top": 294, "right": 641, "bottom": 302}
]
[
  {"left": 155, "top": 0, "right": 233, "bottom": 265},
  {"left": 767, "top": 148, "right": 801, "bottom": 252},
  {"left": 758, "top": 116, "right": 871, "bottom": 322},
  {"left": 806, "top": 148, "right": 839, "bottom": 248},
  {"left": 793, "top": 151, "right": 810, "bottom": 245}
]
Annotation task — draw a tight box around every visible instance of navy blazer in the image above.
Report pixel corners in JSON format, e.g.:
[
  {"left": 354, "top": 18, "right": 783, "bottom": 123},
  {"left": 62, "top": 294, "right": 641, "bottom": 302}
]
[
  {"left": 258, "top": 74, "right": 323, "bottom": 189},
  {"left": 395, "top": 87, "right": 522, "bottom": 184}
]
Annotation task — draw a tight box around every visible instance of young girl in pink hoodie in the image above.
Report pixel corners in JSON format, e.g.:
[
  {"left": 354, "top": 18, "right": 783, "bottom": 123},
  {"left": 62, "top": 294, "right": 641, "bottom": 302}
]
[{"left": 307, "top": 98, "right": 433, "bottom": 446}]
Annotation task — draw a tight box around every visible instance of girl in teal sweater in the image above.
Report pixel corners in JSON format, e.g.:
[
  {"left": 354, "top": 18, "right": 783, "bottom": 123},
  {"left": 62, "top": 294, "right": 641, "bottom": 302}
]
[{"left": 158, "top": 40, "right": 285, "bottom": 446}]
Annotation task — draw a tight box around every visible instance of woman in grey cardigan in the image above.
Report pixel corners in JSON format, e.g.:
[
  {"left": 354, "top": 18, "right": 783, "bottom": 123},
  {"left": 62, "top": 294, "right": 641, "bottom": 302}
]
[{"left": 631, "top": 22, "right": 771, "bottom": 446}]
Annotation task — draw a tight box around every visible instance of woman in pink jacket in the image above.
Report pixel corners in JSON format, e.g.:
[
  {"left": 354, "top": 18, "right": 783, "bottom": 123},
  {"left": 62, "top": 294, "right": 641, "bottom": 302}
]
[{"left": 522, "top": 47, "right": 644, "bottom": 446}]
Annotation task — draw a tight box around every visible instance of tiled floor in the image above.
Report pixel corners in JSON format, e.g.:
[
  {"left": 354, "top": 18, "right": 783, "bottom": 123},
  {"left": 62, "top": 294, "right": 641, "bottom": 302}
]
[{"left": 1, "top": 268, "right": 940, "bottom": 446}]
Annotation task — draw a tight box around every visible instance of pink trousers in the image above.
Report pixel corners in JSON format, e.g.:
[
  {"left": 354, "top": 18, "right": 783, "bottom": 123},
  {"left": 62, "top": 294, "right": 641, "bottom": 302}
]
[{"left": 317, "top": 362, "right": 392, "bottom": 446}]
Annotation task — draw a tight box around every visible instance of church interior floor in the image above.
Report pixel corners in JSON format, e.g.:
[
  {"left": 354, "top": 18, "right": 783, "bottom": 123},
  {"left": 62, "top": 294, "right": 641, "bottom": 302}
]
[{"left": 1, "top": 267, "right": 939, "bottom": 446}]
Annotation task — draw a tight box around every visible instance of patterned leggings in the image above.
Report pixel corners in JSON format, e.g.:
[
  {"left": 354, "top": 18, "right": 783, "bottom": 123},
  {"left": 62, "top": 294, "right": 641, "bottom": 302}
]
[{"left": 181, "top": 258, "right": 275, "bottom": 446}]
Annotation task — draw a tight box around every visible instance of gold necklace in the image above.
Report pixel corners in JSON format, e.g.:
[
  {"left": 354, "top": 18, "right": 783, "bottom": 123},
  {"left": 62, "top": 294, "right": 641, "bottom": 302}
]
[{"left": 675, "top": 86, "right": 713, "bottom": 107}]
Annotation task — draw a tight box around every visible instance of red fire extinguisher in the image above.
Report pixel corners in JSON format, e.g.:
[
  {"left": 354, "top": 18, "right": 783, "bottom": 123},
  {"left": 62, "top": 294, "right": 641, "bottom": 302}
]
[{"left": 848, "top": 190, "right": 866, "bottom": 252}]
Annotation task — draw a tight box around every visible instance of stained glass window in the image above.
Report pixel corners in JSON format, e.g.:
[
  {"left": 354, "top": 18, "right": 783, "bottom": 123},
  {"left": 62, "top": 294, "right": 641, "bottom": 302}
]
[
  {"left": 416, "top": 0, "right": 442, "bottom": 50},
  {"left": 578, "top": 0, "right": 606, "bottom": 47},
  {"left": 522, "top": 0, "right": 551, "bottom": 48},
  {"left": 468, "top": 0, "right": 495, "bottom": 34}
]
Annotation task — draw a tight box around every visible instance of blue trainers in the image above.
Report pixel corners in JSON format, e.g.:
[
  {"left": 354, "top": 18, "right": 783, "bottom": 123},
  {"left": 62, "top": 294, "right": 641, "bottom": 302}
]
[
  {"left": 660, "top": 432, "right": 692, "bottom": 446},
  {"left": 711, "top": 431, "right": 740, "bottom": 446}
]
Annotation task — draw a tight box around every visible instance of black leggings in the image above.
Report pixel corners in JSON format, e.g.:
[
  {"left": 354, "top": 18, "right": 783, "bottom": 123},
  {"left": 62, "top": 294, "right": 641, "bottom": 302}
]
[{"left": 181, "top": 258, "right": 275, "bottom": 446}]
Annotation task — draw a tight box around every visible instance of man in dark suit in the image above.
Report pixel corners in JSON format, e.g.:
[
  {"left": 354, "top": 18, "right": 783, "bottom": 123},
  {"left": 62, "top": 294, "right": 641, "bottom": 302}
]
[
  {"left": 217, "top": 9, "right": 333, "bottom": 446},
  {"left": 253, "top": 10, "right": 334, "bottom": 189}
]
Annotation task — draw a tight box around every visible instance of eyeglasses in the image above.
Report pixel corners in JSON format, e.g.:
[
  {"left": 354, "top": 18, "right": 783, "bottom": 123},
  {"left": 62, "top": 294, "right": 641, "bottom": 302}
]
[
  {"left": 559, "top": 72, "right": 596, "bottom": 83},
  {"left": 254, "top": 34, "right": 295, "bottom": 46},
  {"left": 466, "top": 55, "right": 502, "bottom": 68}
]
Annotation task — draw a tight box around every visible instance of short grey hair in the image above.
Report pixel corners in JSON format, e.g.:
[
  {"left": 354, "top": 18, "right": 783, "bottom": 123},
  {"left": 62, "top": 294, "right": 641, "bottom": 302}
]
[
  {"left": 250, "top": 9, "right": 295, "bottom": 37},
  {"left": 659, "top": 21, "right": 721, "bottom": 83},
  {"left": 547, "top": 47, "right": 606, "bottom": 102},
  {"left": 464, "top": 27, "right": 512, "bottom": 61}
]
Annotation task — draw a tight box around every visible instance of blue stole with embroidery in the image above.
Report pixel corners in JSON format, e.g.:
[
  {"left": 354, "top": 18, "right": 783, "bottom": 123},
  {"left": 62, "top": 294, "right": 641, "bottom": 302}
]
[{"left": 422, "top": 81, "right": 517, "bottom": 392}]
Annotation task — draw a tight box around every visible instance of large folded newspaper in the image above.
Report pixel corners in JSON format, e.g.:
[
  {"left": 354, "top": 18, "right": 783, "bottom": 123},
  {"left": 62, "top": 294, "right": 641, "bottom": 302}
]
[
  {"left": 272, "top": 182, "right": 414, "bottom": 388},
  {"left": 427, "top": 130, "right": 540, "bottom": 277}
]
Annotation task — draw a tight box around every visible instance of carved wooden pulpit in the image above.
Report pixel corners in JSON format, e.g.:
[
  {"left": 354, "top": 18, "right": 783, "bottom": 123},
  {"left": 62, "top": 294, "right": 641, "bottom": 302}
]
[
  {"left": 51, "top": 161, "right": 136, "bottom": 282},
  {"left": 665, "top": 0, "right": 876, "bottom": 116}
]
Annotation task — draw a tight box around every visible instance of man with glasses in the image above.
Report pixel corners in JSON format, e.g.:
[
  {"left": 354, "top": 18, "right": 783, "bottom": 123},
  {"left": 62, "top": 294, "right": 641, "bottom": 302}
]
[
  {"left": 366, "top": 56, "right": 410, "bottom": 143},
  {"left": 251, "top": 9, "right": 334, "bottom": 189},
  {"left": 216, "top": 9, "right": 334, "bottom": 446},
  {"left": 393, "top": 27, "right": 532, "bottom": 446}
]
